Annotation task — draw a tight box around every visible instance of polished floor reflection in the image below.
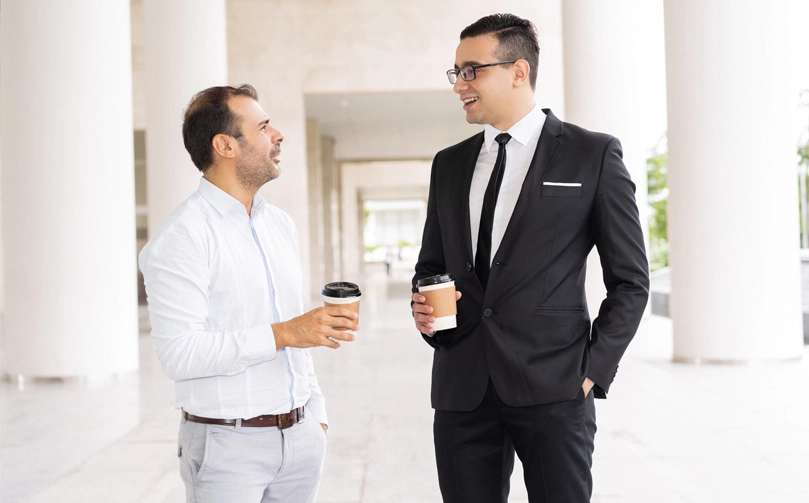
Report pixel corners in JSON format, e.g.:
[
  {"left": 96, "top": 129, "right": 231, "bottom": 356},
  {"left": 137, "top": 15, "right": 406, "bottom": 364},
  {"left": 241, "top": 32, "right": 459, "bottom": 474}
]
[{"left": 2, "top": 266, "right": 809, "bottom": 502}]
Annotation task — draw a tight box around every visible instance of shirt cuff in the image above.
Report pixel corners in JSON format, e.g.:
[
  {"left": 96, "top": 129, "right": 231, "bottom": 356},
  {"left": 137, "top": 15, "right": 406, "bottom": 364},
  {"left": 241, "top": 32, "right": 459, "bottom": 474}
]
[
  {"left": 306, "top": 398, "right": 328, "bottom": 426},
  {"left": 241, "top": 324, "right": 277, "bottom": 363}
]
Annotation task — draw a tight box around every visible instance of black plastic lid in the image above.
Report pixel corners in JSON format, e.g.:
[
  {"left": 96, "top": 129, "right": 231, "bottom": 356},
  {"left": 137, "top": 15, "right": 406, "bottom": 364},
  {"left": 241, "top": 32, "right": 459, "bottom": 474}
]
[
  {"left": 322, "top": 281, "right": 362, "bottom": 298},
  {"left": 416, "top": 273, "right": 454, "bottom": 287}
]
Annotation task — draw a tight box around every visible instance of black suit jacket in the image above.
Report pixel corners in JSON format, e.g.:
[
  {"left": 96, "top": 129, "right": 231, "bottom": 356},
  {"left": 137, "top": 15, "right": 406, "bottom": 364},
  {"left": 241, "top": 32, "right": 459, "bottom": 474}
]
[{"left": 413, "top": 109, "right": 650, "bottom": 411}]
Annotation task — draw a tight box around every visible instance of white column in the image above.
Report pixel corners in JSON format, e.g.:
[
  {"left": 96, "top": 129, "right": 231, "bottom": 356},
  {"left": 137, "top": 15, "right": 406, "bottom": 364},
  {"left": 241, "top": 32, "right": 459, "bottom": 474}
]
[
  {"left": 306, "top": 119, "right": 326, "bottom": 300},
  {"left": 1, "top": 0, "right": 138, "bottom": 377},
  {"left": 664, "top": 0, "right": 803, "bottom": 361},
  {"left": 562, "top": 0, "right": 662, "bottom": 318},
  {"left": 321, "top": 136, "right": 341, "bottom": 282},
  {"left": 143, "top": 0, "right": 227, "bottom": 234}
]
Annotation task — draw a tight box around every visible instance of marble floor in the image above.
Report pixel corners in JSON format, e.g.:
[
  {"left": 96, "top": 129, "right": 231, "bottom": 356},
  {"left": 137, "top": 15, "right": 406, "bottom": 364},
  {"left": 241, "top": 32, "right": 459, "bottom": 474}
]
[{"left": 2, "top": 266, "right": 809, "bottom": 502}]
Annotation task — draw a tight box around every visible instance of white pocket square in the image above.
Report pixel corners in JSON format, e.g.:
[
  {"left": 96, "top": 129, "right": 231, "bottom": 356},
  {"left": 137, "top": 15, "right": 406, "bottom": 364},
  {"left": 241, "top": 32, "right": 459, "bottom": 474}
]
[{"left": 542, "top": 182, "right": 582, "bottom": 187}]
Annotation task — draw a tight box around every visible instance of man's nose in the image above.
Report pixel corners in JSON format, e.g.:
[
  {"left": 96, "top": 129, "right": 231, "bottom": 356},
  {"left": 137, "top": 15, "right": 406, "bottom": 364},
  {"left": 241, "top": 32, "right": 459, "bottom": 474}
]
[{"left": 453, "top": 77, "right": 467, "bottom": 94}]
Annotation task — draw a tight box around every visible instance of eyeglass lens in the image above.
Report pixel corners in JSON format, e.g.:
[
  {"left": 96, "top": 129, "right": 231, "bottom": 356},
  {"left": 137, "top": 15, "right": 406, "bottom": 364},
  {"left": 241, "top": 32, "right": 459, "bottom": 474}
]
[{"left": 447, "top": 66, "right": 475, "bottom": 84}]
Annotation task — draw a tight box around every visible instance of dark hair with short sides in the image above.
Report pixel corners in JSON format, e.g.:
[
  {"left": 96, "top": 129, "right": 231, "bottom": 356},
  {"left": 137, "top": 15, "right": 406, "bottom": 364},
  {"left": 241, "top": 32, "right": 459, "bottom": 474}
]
[
  {"left": 182, "top": 84, "right": 258, "bottom": 171},
  {"left": 460, "top": 13, "right": 540, "bottom": 90}
]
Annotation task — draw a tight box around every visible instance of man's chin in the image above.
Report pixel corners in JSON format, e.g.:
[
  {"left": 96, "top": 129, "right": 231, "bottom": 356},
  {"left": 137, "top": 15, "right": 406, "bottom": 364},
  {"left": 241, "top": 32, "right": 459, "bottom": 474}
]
[{"left": 264, "top": 167, "right": 280, "bottom": 184}]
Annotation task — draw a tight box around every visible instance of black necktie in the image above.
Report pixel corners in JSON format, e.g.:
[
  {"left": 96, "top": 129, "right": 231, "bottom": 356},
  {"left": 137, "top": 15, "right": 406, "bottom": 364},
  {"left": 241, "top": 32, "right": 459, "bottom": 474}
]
[{"left": 475, "top": 132, "right": 511, "bottom": 289}]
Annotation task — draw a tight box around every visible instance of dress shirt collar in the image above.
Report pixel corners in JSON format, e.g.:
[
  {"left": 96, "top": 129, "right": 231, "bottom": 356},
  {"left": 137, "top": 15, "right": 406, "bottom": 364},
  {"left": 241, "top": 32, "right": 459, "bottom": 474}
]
[
  {"left": 198, "top": 177, "right": 267, "bottom": 217},
  {"left": 483, "top": 104, "right": 545, "bottom": 152}
]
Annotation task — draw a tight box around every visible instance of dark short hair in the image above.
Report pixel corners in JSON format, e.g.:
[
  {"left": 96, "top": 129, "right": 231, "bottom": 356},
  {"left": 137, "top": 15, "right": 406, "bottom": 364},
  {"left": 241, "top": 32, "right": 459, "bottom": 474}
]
[
  {"left": 460, "top": 13, "right": 540, "bottom": 90},
  {"left": 182, "top": 84, "right": 258, "bottom": 171}
]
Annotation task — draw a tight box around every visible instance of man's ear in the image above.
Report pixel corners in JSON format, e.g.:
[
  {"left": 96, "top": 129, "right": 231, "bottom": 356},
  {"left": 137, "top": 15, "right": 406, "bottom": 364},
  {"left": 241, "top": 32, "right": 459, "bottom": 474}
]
[
  {"left": 212, "top": 133, "right": 237, "bottom": 160},
  {"left": 513, "top": 59, "right": 531, "bottom": 88}
]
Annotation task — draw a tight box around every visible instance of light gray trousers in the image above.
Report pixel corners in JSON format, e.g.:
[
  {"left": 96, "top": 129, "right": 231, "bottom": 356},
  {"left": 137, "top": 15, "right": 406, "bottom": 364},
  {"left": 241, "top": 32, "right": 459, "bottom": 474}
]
[{"left": 178, "top": 408, "right": 327, "bottom": 503}]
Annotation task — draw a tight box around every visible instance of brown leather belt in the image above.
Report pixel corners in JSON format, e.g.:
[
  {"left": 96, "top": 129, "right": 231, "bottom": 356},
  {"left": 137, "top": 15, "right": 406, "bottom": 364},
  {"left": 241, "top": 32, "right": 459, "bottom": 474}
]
[{"left": 182, "top": 407, "right": 304, "bottom": 429}]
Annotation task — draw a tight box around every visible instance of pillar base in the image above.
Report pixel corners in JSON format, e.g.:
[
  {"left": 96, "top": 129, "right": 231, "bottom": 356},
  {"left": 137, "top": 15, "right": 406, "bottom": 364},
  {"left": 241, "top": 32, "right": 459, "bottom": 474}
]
[
  {"left": 3, "top": 372, "right": 137, "bottom": 390},
  {"left": 672, "top": 356, "right": 802, "bottom": 365}
]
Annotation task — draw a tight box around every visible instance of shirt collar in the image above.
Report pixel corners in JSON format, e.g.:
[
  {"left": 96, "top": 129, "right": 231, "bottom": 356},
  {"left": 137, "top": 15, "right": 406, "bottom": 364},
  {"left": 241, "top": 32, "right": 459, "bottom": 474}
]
[
  {"left": 483, "top": 104, "right": 544, "bottom": 152},
  {"left": 198, "top": 177, "right": 266, "bottom": 217}
]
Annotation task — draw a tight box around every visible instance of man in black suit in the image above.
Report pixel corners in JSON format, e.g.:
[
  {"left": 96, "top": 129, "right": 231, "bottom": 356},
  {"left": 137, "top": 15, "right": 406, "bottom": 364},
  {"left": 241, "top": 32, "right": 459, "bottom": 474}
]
[{"left": 411, "top": 13, "right": 649, "bottom": 503}]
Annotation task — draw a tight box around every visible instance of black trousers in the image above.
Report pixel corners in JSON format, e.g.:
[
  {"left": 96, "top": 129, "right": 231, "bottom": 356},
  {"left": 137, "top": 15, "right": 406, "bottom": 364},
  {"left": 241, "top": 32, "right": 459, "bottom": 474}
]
[{"left": 433, "top": 379, "right": 596, "bottom": 503}]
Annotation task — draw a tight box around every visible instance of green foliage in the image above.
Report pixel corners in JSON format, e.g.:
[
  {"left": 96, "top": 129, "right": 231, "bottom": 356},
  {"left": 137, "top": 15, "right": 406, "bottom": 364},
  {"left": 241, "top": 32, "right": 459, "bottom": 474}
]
[
  {"left": 801, "top": 90, "right": 809, "bottom": 168},
  {"left": 646, "top": 141, "right": 669, "bottom": 271},
  {"left": 799, "top": 90, "right": 809, "bottom": 248}
]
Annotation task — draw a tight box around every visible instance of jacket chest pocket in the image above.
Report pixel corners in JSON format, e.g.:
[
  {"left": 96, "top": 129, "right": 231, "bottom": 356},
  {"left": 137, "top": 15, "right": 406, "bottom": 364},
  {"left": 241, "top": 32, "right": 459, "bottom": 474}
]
[{"left": 541, "top": 183, "right": 582, "bottom": 198}]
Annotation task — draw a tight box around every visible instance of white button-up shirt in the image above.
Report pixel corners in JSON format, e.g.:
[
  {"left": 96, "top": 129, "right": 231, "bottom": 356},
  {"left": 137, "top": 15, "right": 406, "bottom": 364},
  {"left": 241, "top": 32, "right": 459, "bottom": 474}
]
[
  {"left": 139, "top": 178, "right": 326, "bottom": 424},
  {"left": 470, "top": 105, "right": 546, "bottom": 263}
]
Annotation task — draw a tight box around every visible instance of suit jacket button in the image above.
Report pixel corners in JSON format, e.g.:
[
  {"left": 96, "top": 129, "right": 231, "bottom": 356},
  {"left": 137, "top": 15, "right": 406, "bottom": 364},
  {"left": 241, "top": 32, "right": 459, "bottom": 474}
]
[
  {"left": 483, "top": 308, "right": 492, "bottom": 317},
  {"left": 466, "top": 263, "right": 473, "bottom": 272}
]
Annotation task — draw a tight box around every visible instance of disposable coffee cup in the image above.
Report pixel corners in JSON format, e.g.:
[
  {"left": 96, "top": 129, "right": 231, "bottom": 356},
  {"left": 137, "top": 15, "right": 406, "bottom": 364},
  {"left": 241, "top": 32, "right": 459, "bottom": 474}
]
[
  {"left": 416, "top": 274, "right": 457, "bottom": 331},
  {"left": 322, "top": 282, "right": 361, "bottom": 335}
]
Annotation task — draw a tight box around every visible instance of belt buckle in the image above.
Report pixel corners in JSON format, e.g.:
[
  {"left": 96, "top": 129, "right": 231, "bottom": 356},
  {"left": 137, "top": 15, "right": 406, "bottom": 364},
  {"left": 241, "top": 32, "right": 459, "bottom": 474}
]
[{"left": 277, "top": 411, "right": 294, "bottom": 430}]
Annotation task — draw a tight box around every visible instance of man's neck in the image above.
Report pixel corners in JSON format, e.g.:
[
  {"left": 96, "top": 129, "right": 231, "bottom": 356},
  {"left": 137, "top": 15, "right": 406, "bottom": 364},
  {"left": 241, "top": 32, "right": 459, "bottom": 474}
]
[
  {"left": 492, "top": 96, "right": 535, "bottom": 132},
  {"left": 492, "top": 101, "right": 534, "bottom": 131},
  {"left": 203, "top": 171, "right": 256, "bottom": 215}
]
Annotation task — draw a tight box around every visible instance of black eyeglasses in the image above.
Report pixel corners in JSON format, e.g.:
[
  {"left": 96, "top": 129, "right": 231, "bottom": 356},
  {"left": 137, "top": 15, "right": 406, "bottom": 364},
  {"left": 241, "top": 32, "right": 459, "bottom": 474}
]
[{"left": 446, "top": 61, "right": 516, "bottom": 84}]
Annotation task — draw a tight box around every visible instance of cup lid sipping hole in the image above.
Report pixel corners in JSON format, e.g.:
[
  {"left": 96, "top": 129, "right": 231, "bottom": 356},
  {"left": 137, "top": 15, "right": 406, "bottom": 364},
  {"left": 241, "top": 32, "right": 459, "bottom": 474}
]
[
  {"left": 322, "top": 281, "right": 362, "bottom": 298},
  {"left": 416, "top": 273, "right": 455, "bottom": 287}
]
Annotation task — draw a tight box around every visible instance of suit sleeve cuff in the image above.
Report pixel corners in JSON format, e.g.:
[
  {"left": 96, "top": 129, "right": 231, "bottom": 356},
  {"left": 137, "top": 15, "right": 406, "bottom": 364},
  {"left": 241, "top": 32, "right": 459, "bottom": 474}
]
[{"left": 587, "top": 363, "right": 618, "bottom": 397}]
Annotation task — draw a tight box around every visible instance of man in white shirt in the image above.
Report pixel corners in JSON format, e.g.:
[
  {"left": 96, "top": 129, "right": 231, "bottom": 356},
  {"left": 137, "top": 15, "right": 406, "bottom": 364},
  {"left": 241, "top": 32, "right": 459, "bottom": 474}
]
[{"left": 139, "top": 84, "right": 358, "bottom": 503}]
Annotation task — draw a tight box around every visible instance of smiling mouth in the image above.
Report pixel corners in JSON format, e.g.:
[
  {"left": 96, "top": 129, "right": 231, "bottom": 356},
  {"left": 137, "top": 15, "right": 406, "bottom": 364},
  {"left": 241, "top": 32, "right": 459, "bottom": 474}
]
[
  {"left": 462, "top": 97, "right": 478, "bottom": 110},
  {"left": 271, "top": 148, "right": 281, "bottom": 163}
]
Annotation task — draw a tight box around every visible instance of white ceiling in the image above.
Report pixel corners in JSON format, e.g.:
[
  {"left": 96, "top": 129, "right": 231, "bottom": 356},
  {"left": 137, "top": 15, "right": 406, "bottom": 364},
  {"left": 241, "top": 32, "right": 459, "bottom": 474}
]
[
  {"left": 304, "top": 90, "right": 481, "bottom": 160},
  {"left": 306, "top": 89, "right": 461, "bottom": 130}
]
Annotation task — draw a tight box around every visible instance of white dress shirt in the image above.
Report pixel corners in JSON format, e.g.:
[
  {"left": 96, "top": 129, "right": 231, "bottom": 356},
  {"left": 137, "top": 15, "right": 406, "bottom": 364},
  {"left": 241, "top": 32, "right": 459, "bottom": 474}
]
[
  {"left": 139, "top": 178, "right": 326, "bottom": 424},
  {"left": 470, "top": 105, "right": 546, "bottom": 263}
]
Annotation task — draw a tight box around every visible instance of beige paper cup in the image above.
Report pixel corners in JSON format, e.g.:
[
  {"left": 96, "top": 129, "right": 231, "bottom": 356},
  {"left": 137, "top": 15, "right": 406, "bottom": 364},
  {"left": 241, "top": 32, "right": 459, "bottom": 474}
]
[
  {"left": 322, "top": 282, "right": 361, "bottom": 335},
  {"left": 417, "top": 274, "right": 457, "bottom": 331}
]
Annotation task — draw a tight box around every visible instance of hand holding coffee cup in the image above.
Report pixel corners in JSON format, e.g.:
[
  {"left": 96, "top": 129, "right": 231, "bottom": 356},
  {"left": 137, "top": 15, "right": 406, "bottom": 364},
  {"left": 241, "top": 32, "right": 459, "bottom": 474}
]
[
  {"left": 322, "top": 282, "right": 361, "bottom": 336},
  {"left": 415, "top": 274, "right": 458, "bottom": 332}
]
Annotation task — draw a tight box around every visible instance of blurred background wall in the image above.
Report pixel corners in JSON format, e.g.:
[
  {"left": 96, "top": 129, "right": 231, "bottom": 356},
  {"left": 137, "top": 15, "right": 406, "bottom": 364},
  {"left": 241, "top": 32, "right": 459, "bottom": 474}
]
[{"left": 1, "top": 0, "right": 808, "bottom": 378}]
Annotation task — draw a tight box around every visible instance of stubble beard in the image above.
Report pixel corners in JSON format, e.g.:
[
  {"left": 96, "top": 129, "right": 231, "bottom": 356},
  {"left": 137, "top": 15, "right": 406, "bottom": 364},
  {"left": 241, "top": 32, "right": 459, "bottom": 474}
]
[
  {"left": 236, "top": 142, "right": 280, "bottom": 191},
  {"left": 236, "top": 160, "right": 278, "bottom": 192}
]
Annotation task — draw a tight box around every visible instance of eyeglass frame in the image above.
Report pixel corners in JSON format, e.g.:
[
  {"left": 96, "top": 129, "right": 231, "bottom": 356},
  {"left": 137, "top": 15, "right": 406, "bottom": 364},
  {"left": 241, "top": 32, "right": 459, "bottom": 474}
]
[{"left": 446, "top": 61, "right": 517, "bottom": 84}]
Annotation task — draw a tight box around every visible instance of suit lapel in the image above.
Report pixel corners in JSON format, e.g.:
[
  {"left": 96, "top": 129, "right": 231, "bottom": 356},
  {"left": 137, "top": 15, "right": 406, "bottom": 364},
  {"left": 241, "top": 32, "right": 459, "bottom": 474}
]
[
  {"left": 459, "top": 133, "right": 485, "bottom": 259},
  {"left": 498, "top": 109, "right": 563, "bottom": 248}
]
